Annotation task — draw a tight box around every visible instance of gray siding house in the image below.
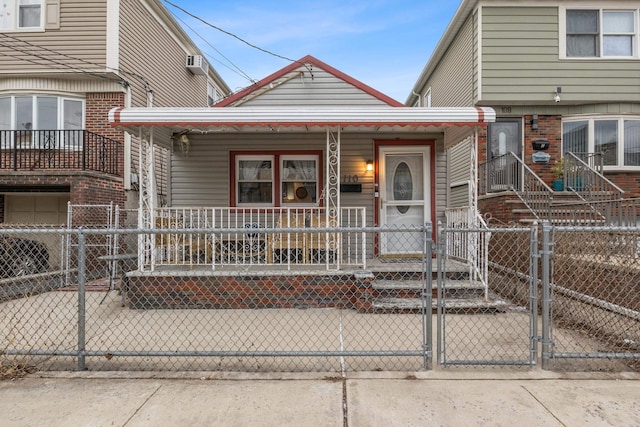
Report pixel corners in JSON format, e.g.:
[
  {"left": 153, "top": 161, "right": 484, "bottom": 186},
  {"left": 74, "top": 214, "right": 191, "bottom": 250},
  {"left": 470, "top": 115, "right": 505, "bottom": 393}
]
[
  {"left": 0, "top": 0, "right": 229, "bottom": 227},
  {"left": 408, "top": 0, "right": 640, "bottom": 224},
  {"left": 109, "top": 55, "right": 495, "bottom": 271}
]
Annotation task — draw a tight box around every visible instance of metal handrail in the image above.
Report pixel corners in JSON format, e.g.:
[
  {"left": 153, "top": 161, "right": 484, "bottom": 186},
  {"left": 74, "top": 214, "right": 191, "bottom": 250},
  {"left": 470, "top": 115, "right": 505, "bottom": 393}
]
[
  {"left": 479, "top": 152, "right": 553, "bottom": 220},
  {"left": 563, "top": 152, "right": 624, "bottom": 201}
]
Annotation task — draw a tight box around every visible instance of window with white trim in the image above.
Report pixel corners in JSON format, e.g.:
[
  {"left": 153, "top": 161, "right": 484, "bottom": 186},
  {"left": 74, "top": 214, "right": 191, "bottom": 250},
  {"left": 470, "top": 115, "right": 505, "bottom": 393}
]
[
  {"left": 565, "top": 8, "right": 638, "bottom": 58},
  {"left": 424, "top": 88, "right": 432, "bottom": 107},
  {"left": 0, "top": 94, "right": 85, "bottom": 149},
  {"left": 0, "top": 0, "right": 43, "bottom": 31},
  {"left": 562, "top": 116, "right": 640, "bottom": 168},
  {"left": 234, "top": 152, "right": 320, "bottom": 206}
]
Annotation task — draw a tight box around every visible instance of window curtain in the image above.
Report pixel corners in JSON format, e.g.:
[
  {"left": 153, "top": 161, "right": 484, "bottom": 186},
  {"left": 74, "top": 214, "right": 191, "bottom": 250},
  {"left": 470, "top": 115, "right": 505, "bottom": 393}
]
[
  {"left": 624, "top": 120, "right": 640, "bottom": 166},
  {"left": 594, "top": 120, "right": 618, "bottom": 166},
  {"left": 562, "top": 121, "right": 588, "bottom": 155},
  {"left": 289, "top": 160, "right": 315, "bottom": 181},
  {"left": 239, "top": 161, "right": 262, "bottom": 180},
  {"left": 0, "top": 98, "right": 10, "bottom": 149},
  {"left": 566, "top": 10, "right": 598, "bottom": 57}
]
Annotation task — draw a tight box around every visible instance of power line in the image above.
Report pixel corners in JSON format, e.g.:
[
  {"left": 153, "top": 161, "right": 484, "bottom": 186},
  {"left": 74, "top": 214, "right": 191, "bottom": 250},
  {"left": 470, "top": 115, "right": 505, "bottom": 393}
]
[
  {"left": 173, "top": 13, "right": 255, "bottom": 84},
  {"left": 163, "top": 0, "right": 313, "bottom": 76},
  {"left": 0, "top": 33, "right": 150, "bottom": 90},
  {"left": 0, "top": 41, "right": 129, "bottom": 86}
]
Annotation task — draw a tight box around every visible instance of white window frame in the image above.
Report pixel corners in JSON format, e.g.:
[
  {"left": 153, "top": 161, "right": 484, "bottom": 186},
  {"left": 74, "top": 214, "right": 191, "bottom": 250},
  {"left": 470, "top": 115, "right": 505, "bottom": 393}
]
[
  {"left": 234, "top": 152, "right": 320, "bottom": 207},
  {"left": 0, "top": 0, "right": 43, "bottom": 32},
  {"left": 236, "top": 155, "right": 275, "bottom": 207},
  {"left": 560, "top": 6, "right": 640, "bottom": 59},
  {"left": 424, "top": 88, "right": 432, "bottom": 107},
  {"left": 562, "top": 115, "right": 640, "bottom": 170},
  {"left": 280, "top": 154, "right": 319, "bottom": 206},
  {"left": 0, "top": 94, "right": 85, "bottom": 150}
]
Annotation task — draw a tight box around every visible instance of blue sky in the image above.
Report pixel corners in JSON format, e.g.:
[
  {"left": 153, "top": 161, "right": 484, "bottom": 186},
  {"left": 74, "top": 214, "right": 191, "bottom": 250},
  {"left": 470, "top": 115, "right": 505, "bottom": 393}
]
[{"left": 163, "top": 0, "right": 460, "bottom": 103}]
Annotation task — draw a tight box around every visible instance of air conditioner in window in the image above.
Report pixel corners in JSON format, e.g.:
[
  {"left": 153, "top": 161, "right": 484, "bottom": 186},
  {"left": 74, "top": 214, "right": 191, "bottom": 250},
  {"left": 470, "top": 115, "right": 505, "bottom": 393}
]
[{"left": 186, "top": 55, "right": 209, "bottom": 75}]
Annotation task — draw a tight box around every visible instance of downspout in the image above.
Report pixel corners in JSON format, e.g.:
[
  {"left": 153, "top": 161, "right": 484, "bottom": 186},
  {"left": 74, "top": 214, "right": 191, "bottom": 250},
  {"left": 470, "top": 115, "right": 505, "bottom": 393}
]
[{"left": 411, "top": 91, "right": 422, "bottom": 107}]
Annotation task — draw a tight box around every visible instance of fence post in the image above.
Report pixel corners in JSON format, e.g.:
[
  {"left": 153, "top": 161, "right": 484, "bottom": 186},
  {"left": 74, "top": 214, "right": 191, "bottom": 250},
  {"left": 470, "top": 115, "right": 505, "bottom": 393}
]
[
  {"left": 422, "top": 222, "right": 433, "bottom": 370},
  {"left": 77, "top": 229, "right": 87, "bottom": 371},
  {"left": 530, "top": 222, "right": 539, "bottom": 366},
  {"left": 540, "top": 221, "right": 552, "bottom": 370},
  {"left": 435, "top": 221, "right": 444, "bottom": 366}
]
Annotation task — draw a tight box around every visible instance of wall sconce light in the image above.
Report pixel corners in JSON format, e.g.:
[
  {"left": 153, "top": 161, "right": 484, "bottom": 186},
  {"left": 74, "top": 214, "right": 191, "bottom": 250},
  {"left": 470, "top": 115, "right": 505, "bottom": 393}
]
[
  {"left": 553, "top": 86, "right": 562, "bottom": 103},
  {"left": 531, "top": 114, "right": 538, "bottom": 130},
  {"left": 366, "top": 160, "right": 373, "bottom": 171}
]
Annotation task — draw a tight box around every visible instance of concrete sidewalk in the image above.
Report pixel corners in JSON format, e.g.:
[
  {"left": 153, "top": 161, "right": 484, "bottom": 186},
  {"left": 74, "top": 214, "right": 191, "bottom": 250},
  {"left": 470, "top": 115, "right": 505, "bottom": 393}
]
[{"left": 1, "top": 371, "right": 639, "bottom": 426}]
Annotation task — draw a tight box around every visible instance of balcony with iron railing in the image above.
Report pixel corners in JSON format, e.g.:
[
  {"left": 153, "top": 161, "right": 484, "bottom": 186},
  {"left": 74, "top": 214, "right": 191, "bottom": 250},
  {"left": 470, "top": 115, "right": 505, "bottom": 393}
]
[{"left": 0, "top": 130, "right": 121, "bottom": 175}]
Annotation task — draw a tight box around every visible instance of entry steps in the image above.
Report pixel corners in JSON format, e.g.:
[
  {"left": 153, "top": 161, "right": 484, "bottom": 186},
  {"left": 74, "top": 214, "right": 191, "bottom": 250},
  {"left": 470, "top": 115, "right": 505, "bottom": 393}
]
[{"left": 371, "top": 279, "right": 509, "bottom": 311}]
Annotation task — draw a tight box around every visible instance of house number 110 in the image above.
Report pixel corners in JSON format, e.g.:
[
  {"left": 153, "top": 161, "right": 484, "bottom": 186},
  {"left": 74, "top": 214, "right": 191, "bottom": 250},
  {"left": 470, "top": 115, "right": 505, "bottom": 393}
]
[{"left": 342, "top": 174, "right": 358, "bottom": 183}]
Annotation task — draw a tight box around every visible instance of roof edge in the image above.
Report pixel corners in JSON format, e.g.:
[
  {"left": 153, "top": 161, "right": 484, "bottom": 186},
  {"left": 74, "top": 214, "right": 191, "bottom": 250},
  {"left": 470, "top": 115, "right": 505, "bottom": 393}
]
[
  {"left": 405, "top": 0, "right": 478, "bottom": 105},
  {"left": 215, "top": 55, "right": 404, "bottom": 108}
]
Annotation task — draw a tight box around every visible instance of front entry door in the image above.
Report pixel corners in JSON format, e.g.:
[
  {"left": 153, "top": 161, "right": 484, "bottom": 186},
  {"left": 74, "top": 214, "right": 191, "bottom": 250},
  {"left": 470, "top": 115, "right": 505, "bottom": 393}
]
[
  {"left": 379, "top": 146, "right": 430, "bottom": 255},
  {"left": 487, "top": 119, "right": 522, "bottom": 192}
]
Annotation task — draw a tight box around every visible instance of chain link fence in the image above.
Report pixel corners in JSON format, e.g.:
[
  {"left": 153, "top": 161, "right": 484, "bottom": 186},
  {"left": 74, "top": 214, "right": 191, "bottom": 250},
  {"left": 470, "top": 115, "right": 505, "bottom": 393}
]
[
  {"left": 1, "top": 220, "right": 638, "bottom": 373},
  {"left": 548, "top": 225, "right": 640, "bottom": 372},
  {"left": 1, "top": 225, "right": 432, "bottom": 373}
]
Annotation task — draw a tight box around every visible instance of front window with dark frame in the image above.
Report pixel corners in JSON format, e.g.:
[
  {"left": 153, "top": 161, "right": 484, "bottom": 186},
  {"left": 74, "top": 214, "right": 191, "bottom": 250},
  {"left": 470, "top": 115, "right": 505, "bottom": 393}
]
[{"left": 234, "top": 152, "right": 320, "bottom": 207}]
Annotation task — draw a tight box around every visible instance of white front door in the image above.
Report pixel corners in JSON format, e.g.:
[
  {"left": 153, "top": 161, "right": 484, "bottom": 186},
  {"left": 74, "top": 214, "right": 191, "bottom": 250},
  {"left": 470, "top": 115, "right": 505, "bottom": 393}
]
[{"left": 379, "top": 146, "right": 431, "bottom": 255}]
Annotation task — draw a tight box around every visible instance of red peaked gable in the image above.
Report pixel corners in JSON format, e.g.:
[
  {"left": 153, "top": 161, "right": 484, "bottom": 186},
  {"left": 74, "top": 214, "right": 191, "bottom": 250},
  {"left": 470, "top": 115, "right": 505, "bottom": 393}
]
[{"left": 214, "top": 55, "right": 404, "bottom": 108}]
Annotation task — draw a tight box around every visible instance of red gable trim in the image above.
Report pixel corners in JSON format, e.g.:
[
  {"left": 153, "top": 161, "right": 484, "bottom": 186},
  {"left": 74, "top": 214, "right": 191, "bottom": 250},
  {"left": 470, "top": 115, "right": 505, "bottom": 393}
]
[{"left": 214, "top": 55, "right": 404, "bottom": 108}]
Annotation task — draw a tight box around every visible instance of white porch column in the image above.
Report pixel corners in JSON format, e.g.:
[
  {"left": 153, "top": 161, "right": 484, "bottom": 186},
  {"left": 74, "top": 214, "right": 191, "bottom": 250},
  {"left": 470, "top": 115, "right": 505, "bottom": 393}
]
[
  {"left": 325, "top": 127, "right": 340, "bottom": 218},
  {"left": 326, "top": 127, "right": 340, "bottom": 269},
  {"left": 137, "top": 127, "right": 157, "bottom": 271}
]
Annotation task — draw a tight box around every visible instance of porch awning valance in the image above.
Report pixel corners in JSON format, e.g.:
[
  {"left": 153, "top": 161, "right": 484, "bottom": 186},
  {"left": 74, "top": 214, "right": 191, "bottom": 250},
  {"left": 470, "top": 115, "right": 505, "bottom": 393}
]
[{"left": 108, "top": 106, "right": 495, "bottom": 134}]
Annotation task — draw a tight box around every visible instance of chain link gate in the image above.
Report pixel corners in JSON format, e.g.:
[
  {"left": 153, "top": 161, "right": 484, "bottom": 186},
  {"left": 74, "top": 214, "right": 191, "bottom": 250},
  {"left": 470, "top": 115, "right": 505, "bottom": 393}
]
[
  {"left": 437, "top": 224, "right": 538, "bottom": 367},
  {"left": 543, "top": 223, "right": 640, "bottom": 372}
]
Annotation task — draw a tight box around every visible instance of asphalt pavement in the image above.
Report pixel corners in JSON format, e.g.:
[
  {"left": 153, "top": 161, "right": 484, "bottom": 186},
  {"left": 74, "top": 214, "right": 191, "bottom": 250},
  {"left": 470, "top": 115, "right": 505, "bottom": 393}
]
[{"left": 1, "top": 370, "right": 639, "bottom": 426}]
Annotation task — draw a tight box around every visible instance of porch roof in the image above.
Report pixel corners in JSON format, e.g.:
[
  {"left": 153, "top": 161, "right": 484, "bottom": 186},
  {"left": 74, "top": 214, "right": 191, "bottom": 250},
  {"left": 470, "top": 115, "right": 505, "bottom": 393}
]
[{"left": 109, "top": 106, "right": 495, "bottom": 135}]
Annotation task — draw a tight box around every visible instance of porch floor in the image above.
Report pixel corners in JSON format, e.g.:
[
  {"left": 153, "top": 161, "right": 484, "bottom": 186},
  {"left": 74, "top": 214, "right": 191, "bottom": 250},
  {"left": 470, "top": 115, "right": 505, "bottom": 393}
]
[{"left": 127, "top": 258, "right": 468, "bottom": 277}]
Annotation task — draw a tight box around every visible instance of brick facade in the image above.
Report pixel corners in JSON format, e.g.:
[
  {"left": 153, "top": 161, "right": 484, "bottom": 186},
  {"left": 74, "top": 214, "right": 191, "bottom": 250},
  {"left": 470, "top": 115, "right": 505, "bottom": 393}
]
[
  {"left": 477, "top": 115, "right": 639, "bottom": 223},
  {"left": 126, "top": 274, "right": 373, "bottom": 311},
  {"left": 0, "top": 91, "right": 127, "bottom": 224}
]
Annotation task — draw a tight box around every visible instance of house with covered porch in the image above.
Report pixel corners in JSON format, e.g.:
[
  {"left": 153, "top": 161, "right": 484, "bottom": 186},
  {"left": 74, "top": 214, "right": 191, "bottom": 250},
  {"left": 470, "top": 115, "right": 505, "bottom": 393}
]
[{"left": 108, "top": 55, "right": 496, "bottom": 310}]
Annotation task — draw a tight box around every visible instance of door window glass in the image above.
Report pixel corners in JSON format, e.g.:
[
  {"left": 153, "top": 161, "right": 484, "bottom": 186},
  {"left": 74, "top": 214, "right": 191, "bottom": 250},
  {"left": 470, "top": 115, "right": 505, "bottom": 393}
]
[{"left": 393, "top": 162, "right": 412, "bottom": 214}]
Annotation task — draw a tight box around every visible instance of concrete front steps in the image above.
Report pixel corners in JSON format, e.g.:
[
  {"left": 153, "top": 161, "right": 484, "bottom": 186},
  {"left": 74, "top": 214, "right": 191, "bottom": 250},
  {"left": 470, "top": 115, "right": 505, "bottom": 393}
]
[
  {"left": 505, "top": 192, "right": 609, "bottom": 225},
  {"left": 370, "top": 277, "right": 509, "bottom": 312}
]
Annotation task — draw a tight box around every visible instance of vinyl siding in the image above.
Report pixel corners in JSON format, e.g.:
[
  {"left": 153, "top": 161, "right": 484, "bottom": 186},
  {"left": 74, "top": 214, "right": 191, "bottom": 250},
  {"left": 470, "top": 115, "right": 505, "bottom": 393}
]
[
  {"left": 237, "top": 68, "right": 390, "bottom": 107},
  {"left": 119, "top": 0, "right": 208, "bottom": 108},
  {"left": 481, "top": 6, "right": 640, "bottom": 103},
  {"left": 169, "top": 133, "right": 446, "bottom": 227},
  {"left": 423, "top": 14, "right": 476, "bottom": 108},
  {"left": 447, "top": 138, "right": 473, "bottom": 208},
  {"left": 119, "top": 0, "right": 221, "bottom": 202},
  {"left": 0, "top": 0, "right": 108, "bottom": 74}
]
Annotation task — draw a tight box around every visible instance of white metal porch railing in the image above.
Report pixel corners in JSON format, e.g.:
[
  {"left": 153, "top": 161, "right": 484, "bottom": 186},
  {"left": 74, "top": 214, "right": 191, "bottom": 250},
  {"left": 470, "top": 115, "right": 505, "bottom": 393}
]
[
  {"left": 148, "top": 207, "right": 367, "bottom": 271},
  {"left": 445, "top": 206, "right": 489, "bottom": 299}
]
